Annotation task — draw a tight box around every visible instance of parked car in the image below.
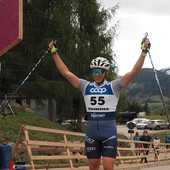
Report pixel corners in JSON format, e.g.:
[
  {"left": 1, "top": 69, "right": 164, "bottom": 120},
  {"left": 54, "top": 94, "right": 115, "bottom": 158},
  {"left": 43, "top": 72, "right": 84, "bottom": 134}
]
[
  {"left": 126, "top": 118, "right": 150, "bottom": 127},
  {"left": 147, "top": 119, "right": 169, "bottom": 130},
  {"left": 136, "top": 119, "right": 150, "bottom": 129},
  {"left": 60, "top": 119, "right": 74, "bottom": 125}
]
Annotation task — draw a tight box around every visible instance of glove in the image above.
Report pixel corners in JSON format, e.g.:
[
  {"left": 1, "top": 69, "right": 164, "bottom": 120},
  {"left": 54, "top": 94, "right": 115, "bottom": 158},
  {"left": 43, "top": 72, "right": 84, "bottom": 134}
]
[
  {"left": 51, "top": 45, "right": 58, "bottom": 54},
  {"left": 141, "top": 39, "right": 151, "bottom": 54},
  {"left": 48, "top": 40, "right": 58, "bottom": 54}
]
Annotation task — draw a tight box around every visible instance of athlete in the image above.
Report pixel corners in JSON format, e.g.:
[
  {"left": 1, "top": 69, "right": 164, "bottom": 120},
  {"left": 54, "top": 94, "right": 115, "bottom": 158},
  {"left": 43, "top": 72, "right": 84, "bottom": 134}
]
[{"left": 48, "top": 37, "right": 150, "bottom": 170}]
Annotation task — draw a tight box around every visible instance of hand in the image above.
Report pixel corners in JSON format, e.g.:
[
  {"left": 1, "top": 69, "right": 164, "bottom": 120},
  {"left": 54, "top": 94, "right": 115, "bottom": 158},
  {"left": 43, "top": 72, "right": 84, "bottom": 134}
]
[
  {"left": 48, "top": 40, "right": 58, "bottom": 54},
  {"left": 141, "top": 38, "right": 151, "bottom": 54}
]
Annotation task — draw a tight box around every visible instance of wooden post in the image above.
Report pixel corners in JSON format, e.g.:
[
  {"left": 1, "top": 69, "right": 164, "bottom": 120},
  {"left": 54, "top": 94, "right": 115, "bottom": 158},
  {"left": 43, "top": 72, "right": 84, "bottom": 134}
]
[
  {"left": 64, "top": 134, "right": 74, "bottom": 169},
  {"left": 24, "top": 127, "right": 35, "bottom": 170}
]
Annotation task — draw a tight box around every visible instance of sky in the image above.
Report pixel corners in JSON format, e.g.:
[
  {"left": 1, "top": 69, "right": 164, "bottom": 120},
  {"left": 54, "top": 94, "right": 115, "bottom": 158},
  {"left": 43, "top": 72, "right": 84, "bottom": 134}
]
[{"left": 98, "top": 0, "right": 170, "bottom": 75}]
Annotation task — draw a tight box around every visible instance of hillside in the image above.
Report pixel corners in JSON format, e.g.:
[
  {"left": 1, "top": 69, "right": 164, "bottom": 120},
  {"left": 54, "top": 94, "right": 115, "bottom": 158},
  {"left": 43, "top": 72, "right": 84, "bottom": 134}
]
[
  {"left": 125, "top": 68, "right": 170, "bottom": 100},
  {"left": 0, "top": 108, "right": 68, "bottom": 143},
  {"left": 124, "top": 68, "right": 170, "bottom": 114}
]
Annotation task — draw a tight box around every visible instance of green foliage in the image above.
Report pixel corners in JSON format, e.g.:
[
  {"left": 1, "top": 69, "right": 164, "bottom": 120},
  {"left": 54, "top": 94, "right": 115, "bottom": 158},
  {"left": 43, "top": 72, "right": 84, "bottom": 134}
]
[
  {"left": 145, "top": 114, "right": 168, "bottom": 121},
  {"left": 0, "top": 0, "right": 119, "bottom": 119},
  {"left": 0, "top": 108, "right": 63, "bottom": 142},
  {"left": 128, "top": 101, "right": 142, "bottom": 113},
  {"left": 116, "top": 92, "right": 129, "bottom": 112},
  {"left": 142, "top": 102, "right": 150, "bottom": 115},
  {"left": 116, "top": 92, "right": 143, "bottom": 114}
]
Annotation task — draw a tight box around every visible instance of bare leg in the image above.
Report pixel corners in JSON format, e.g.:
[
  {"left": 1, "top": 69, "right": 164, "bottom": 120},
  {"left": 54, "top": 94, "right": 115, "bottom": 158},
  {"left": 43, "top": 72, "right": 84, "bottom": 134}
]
[
  {"left": 102, "top": 157, "right": 115, "bottom": 170},
  {"left": 88, "top": 159, "right": 101, "bottom": 170}
]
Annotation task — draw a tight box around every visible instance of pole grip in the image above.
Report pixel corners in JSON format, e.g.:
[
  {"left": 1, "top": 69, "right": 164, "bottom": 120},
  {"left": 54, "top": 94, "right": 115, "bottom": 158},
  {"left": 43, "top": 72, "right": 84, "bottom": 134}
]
[{"left": 144, "top": 32, "right": 148, "bottom": 39}]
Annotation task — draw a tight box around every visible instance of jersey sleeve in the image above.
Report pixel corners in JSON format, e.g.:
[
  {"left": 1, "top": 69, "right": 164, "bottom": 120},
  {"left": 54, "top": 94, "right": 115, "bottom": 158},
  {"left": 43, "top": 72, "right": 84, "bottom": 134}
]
[
  {"left": 78, "top": 79, "right": 89, "bottom": 95},
  {"left": 111, "top": 78, "right": 122, "bottom": 98}
]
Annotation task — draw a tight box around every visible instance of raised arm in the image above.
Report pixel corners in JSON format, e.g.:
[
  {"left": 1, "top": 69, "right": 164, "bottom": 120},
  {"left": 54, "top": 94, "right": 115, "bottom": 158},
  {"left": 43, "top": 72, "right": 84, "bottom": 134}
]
[
  {"left": 120, "top": 38, "right": 150, "bottom": 88},
  {"left": 49, "top": 41, "right": 80, "bottom": 88}
]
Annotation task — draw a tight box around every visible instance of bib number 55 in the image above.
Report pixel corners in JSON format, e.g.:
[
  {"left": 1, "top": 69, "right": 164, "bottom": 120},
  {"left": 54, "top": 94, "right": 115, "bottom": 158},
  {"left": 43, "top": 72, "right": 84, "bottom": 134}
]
[{"left": 90, "top": 96, "right": 105, "bottom": 105}]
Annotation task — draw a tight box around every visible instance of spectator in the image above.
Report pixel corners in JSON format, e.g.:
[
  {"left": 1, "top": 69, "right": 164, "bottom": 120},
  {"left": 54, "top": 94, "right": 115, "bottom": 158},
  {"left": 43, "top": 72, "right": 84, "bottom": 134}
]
[
  {"left": 133, "top": 132, "right": 142, "bottom": 156},
  {"left": 153, "top": 136, "right": 160, "bottom": 162},
  {"left": 165, "top": 135, "right": 170, "bottom": 149},
  {"left": 140, "top": 130, "right": 152, "bottom": 163}
]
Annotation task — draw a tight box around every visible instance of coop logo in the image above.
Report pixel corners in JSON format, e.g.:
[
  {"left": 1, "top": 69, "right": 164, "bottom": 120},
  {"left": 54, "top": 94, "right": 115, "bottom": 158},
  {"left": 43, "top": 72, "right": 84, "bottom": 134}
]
[{"left": 90, "top": 87, "right": 106, "bottom": 94}]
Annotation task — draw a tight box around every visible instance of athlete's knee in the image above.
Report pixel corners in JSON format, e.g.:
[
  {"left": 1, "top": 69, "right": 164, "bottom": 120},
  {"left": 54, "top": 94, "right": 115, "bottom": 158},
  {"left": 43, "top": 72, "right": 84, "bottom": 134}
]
[
  {"left": 102, "top": 157, "right": 115, "bottom": 170},
  {"left": 88, "top": 159, "right": 101, "bottom": 170}
]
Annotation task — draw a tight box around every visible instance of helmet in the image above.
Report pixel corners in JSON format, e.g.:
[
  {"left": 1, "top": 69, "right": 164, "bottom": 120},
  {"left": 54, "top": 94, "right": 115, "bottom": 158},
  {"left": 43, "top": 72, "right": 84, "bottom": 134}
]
[{"left": 90, "top": 57, "right": 110, "bottom": 71}]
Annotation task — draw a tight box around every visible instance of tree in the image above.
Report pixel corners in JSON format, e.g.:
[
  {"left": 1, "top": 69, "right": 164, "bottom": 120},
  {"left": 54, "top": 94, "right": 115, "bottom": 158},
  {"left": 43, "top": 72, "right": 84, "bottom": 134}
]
[
  {"left": 116, "top": 92, "right": 129, "bottom": 112},
  {"left": 1, "top": 0, "right": 119, "bottom": 122},
  {"left": 128, "top": 101, "right": 143, "bottom": 113},
  {"left": 143, "top": 102, "right": 150, "bottom": 115}
]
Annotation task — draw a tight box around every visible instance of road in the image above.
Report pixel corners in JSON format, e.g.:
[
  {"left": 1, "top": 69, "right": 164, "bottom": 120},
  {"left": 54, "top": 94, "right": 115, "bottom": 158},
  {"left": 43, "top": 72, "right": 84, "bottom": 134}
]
[
  {"left": 141, "top": 164, "right": 170, "bottom": 170},
  {"left": 39, "top": 164, "right": 170, "bottom": 170},
  {"left": 117, "top": 124, "right": 169, "bottom": 138}
]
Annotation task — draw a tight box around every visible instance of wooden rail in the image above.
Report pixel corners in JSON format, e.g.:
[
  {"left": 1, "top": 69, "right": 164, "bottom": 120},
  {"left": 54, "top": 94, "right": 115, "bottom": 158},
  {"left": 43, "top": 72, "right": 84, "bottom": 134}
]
[{"left": 13, "top": 125, "right": 170, "bottom": 170}]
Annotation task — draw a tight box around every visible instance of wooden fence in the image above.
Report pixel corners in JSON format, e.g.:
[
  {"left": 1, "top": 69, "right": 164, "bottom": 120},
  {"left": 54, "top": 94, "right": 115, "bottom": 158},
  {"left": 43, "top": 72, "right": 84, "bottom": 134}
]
[{"left": 13, "top": 125, "right": 170, "bottom": 170}]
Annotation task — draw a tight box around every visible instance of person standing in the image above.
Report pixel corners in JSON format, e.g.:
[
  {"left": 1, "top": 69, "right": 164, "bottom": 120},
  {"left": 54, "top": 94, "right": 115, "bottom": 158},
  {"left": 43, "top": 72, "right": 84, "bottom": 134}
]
[
  {"left": 48, "top": 38, "right": 150, "bottom": 170},
  {"left": 164, "top": 134, "right": 170, "bottom": 160},
  {"left": 140, "top": 130, "right": 152, "bottom": 163},
  {"left": 165, "top": 135, "right": 170, "bottom": 149},
  {"left": 133, "top": 132, "right": 142, "bottom": 156},
  {"left": 153, "top": 136, "right": 160, "bottom": 161}
]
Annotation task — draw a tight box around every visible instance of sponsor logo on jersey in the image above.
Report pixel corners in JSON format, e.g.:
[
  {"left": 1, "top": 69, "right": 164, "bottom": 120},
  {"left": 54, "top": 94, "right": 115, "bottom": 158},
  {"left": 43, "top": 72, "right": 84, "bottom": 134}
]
[
  {"left": 90, "top": 87, "right": 107, "bottom": 94},
  {"left": 91, "top": 113, "right": 105, "bottom": 118},
  {"left": 103, "top": 135, "right": 116, "bottom": 143},
  {"left": 103, "top": 146, "right": 114, "bottom": 149}
]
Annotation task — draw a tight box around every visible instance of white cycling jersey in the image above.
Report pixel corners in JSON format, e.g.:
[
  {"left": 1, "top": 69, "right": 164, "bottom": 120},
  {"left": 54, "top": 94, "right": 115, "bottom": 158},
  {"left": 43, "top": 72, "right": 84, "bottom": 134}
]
[{"left": 78, "top": 78, "right": 122, "bottom": 120}]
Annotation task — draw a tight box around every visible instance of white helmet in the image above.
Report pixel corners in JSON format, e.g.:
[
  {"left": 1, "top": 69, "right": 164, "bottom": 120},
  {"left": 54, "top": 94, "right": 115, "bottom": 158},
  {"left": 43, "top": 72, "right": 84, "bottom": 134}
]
[{"left": 90, "top": 57, "right": 110, "bottom": 71}]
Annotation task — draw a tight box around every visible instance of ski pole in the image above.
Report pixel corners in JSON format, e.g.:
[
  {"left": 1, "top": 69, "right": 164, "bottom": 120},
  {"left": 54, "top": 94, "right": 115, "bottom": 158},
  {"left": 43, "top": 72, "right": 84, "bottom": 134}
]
[
  {"left": 0, "top": 50, "right": 49, "bottom": 114},
  {"left": 144, "top": 32, "right": 170, "bottom": 123}
]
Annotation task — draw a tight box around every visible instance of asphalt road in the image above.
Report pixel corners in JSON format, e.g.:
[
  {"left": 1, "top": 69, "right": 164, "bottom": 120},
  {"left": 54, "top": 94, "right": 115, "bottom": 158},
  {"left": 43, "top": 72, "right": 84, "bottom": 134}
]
[
  {"left": 141, "top": 164, "right": 170, "bottom": 170},
  {"left": 117, "top": 124, "right": 169, "bottom": 138},
  {"left": 39, "top": 164, "right": 170, "bottom": 170}
]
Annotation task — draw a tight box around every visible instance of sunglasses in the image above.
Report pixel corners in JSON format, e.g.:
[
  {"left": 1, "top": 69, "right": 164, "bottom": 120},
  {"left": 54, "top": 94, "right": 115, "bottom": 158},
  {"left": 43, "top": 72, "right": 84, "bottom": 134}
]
[{"left": 91, "top": 68, "right": 106, "bottom": 74}]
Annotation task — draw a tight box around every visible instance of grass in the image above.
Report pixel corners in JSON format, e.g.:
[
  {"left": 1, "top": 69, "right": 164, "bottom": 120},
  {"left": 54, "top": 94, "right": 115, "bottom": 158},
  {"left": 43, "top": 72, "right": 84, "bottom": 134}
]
[
  {"left": 144, "top": 115, "right": 168, "bottom": 120},
  {"left": 0, "top": 107, "right": 169, "bottom": 144},
  {"left": 0, "top": 107, "right": 127, "bottom": 143},
  {"left": 0, "top": 107, "right": 68, "bottom": 143},
  {"left": 141, "top": 95, "right": 170, "bottom": 115}
]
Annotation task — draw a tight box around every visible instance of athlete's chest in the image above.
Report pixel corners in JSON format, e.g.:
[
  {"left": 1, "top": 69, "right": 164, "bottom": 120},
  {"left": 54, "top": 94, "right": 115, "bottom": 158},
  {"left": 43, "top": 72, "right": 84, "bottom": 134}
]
[{"left": 85, "top": 82, "right": 113, "bottom": 96}]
